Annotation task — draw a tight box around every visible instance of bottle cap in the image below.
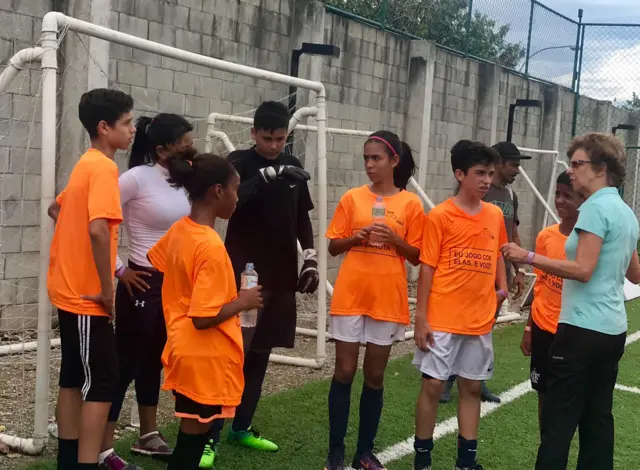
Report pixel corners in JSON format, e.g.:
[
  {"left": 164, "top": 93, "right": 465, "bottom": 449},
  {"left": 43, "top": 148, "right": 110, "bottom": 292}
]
[{"left": 246, "top": 262, "right": 254, "bottom": 270}]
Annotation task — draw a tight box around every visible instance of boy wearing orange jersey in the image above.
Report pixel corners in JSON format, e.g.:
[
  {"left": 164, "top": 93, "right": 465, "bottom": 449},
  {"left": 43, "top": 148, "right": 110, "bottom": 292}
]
[
  {"left": 147, "top": 153, "right": 262, "bottom": 470},
  {"left": 413, "top": 141, "right": 508, "bottom": 470},
  {"left": 47, "top": 89, "right": 135, "bottom": 470},
  {"left": 520, "top": 171, "right": 582, "bottom": 430}
]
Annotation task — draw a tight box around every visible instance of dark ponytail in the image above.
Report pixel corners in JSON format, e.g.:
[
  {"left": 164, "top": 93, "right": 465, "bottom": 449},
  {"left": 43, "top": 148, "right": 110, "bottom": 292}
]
[
  {"left": 128, "top": 113, "right": 194, "bottom": 169},
  {"left": 167, "top": 152, "right": 236, "bottom": 202},
  {"left": 367, "top": 130, "right": 416, "bottom": 189}
]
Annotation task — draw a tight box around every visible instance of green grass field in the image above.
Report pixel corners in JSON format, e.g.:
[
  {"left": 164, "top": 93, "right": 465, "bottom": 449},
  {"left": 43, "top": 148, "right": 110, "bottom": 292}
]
[{"left": 23, "top": 302, "right": 640, "bottom": 470}]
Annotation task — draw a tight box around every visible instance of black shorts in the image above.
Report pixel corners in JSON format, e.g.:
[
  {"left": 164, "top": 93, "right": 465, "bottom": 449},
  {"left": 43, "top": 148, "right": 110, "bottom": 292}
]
[
  {"left": 58, "top": 309, "right": 118, "bottom": 402},
  {"left": 249, "top": 290, "right": 297, "bottom": 350},
  {"left": 530, "top": 320, "right": 555, "bottom": 393},
  {"left": 173, "top": 392, "right": 236, "bottom": 424}
]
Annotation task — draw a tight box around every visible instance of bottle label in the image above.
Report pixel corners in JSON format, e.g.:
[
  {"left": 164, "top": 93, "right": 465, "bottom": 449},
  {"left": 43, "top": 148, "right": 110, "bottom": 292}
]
[
  {"left": 372, "top": 207, "right": 385, "bottom": 218},
  {"left": 241, "top": 275, "right": 258, "bottom": 290}
]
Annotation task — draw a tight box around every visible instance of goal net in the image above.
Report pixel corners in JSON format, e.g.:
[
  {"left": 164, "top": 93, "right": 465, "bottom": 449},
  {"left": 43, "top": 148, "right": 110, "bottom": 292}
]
[{"left": 0, "top": 12, "right": 329, "bottom": 455}]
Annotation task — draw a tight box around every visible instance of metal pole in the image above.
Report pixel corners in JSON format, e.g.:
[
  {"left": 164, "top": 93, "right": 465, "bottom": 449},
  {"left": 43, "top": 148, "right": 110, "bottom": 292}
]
[
  {"left": 571, "top": 9, "right": 585, "bottom": 137},
  {"left": 524, "top": 0, "right": 535, "bottom": 76},
  {"left": 507, "top": 104, "right": 516, "bottom": 142},
  {"left": 286, "top": 49, "right": 302, "bottom": 155},
  {"left": 571, "top": 9, "right": 583, "bottom": 91},
  {"left": 379, "top": 0, "right": 388, "bottom": 30},
  {"left": 465, "top": 0, "right": 473, "bottom": 56}
]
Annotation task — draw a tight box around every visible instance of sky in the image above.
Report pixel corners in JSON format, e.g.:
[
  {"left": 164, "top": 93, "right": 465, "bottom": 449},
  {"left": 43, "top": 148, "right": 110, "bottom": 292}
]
[{"left": 474, "top": 0, "right": 640, "bottom": 101}]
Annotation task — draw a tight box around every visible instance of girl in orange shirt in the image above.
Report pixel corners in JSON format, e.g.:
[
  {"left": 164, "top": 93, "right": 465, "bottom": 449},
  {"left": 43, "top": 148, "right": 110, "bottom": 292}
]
[
  {"left": 146, "top": 153, "right": 263, "bottom": 470},
  {"left": 324, "top": 130, "right": 424, "bottom": 470}
]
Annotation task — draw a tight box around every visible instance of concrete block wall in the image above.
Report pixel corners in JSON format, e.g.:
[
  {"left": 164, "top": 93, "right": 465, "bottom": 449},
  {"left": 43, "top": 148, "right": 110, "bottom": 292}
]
[{"left": 0, "top": 0, "right": 52, "bottom": 330}]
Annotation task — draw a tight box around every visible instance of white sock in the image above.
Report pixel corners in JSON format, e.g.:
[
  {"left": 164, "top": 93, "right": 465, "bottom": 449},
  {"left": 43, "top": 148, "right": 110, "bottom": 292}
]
[
  {"left": 140, "top": 430, "right": 159, "bottom": 440},
  {"left": 98, "top": 448, "right": 114, "bottom": 463}
]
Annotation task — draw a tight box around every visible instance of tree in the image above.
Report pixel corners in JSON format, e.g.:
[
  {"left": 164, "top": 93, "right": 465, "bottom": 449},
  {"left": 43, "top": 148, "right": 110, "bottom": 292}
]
[
  {"left": 620, "top": 93, "right": 640, "bottom": 113},
  {"left": 327, "top": 0, "right": 525, "bottom": 68}
]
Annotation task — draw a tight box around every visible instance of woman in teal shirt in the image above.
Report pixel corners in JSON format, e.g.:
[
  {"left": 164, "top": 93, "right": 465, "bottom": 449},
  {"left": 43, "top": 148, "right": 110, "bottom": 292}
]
[{"left": 502, "top": 132, "right": 640, "bottom": 470}]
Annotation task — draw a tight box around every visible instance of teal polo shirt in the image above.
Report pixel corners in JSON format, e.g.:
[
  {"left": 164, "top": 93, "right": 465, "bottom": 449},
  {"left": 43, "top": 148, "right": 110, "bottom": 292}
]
[{"left": 560, "top": 187, "right": 639, "bottom": 335}]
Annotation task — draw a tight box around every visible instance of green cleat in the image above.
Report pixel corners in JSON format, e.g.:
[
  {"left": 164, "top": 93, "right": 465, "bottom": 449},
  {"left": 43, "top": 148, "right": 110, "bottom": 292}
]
[
  {"left": 227, "top": 426, "right": 279, "bottom": 452},
  {"left": 199, "top": 440, "right": 217, "bottom": 469}
]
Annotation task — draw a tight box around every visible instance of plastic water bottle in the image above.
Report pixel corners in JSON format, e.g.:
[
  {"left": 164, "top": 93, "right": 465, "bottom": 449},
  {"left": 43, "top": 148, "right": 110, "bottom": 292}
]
[
  {"left": 130, "top": 394, "right": 140, "bottom": 428},
  {"left": 240, "top": 263, "right": 258, "bottom": 328},
  {"left": 370, "top": 196, "right": 386, "bottom": 247}
]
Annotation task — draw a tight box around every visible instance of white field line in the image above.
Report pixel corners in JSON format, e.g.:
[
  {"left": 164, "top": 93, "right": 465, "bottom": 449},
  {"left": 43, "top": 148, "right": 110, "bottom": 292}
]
[
  {"left": 374, "top": 327, "right": 640, "bottom": 467},
  {"left": 615, "top": 384, "right": 640, "bottom": 395}
]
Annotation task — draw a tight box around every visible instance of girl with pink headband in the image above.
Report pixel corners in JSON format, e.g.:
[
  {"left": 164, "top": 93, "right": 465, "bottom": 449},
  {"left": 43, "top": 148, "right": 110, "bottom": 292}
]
[{"left": 323, "top": 130, "right": 424, "bottom": 470}]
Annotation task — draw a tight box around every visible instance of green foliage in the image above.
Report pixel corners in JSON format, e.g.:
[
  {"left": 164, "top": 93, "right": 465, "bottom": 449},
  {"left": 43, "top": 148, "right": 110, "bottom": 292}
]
[
  {"left": 621, "top": 92, "right": 640, "bottom": 113},
  {"left": 326, "top": 0, "right": 526, "bottom": 68}
]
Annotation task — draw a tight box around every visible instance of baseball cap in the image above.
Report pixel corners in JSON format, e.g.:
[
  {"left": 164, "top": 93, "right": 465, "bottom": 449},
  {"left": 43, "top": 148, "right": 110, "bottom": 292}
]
[{"left": 492, "top": 141, "right": 532, "bottom": 160}]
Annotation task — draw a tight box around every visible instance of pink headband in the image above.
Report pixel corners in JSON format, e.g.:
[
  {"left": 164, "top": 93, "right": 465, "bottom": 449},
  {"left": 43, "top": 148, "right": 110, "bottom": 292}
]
[{"left": 368, "top": 136, "right": 398, "bottom": 156}]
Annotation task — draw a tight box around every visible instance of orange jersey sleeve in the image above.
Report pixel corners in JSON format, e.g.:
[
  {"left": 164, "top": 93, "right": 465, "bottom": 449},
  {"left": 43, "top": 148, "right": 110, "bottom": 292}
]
[
  {"left": 326, "top": 194, "right": 353, "bottom": 239},
  {"left": 147, "top": 233, "right": 169, "bottom": 273},
  {"left": 531, "top": 225, "right": 567, "bottom": 334},
  {"left": 423, "top": 199, "right": 505, "bottom": 335},
  {"left": 328, "top": 186, "right": 423, "bottom": 324},
  {"left": 88, "top": 160, "right": 122, "bottom": 223},
  {"left": 55, "top": 189, "right": 66, "bottom": 205},
  {"left": 189, "top": 244, "right": 238, "bottom": 318}
]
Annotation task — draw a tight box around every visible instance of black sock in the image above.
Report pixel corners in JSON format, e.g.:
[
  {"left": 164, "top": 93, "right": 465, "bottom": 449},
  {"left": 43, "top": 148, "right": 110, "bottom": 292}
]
[
  {"left": 208, "top": 418, "right": 225, "bottom": 444},
  {"left": 77, "top": 464, "right": 98, "bottom": 470},
  {"left": 456, "top": 435, "right": 478, "bottom": 468},
  {"left": 328, "top": 377, "right": 352, "bottom": 450},
  {"left": 356, "top": 384, "right": 384, "bottom": 454},
  {"left": 414, "top": 437, "right": 434, "bottom": 467},
  {"left": 168, "top": 430, "right": 209, "bottom": 470},
  {"left": 57, "top": 438, "right": 78, "bottom": 470}
]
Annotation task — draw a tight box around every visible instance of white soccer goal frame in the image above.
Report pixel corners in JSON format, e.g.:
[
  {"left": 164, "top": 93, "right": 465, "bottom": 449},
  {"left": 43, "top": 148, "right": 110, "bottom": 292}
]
[
  {"left": 0, "top": 11, "right": 330, "bottom": 454},
  {"left": 206, "top": 115, "right": 526, "bottom": 366}
]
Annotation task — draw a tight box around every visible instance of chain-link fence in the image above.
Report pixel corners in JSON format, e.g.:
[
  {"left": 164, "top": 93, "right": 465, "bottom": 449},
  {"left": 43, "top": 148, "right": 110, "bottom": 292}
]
[{"left": 324, "top": 0, "right": 580, "bottom": 87}]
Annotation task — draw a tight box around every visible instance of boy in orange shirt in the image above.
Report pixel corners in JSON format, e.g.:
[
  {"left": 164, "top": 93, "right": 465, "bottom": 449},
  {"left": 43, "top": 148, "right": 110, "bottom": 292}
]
[
  {"left": 413, "top": 140, "right": 509, "bottom": 470},
  {"left": 325, "top": 131, "right": 424, "bottom": 470},
  {"left": 47, "top": 89, "right": 135, "bottom": 470},
  {"left": 147, "top": 153, "right": 262, "bottom": 470},
  {"left": 519, "top": 171, "right": 582, "bottom": 430}
]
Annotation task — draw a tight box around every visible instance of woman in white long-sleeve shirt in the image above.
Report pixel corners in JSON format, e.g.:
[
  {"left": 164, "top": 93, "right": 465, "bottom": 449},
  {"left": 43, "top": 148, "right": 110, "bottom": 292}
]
[{"left": 99, "top": 113, "right": 194, "bottom": 470}]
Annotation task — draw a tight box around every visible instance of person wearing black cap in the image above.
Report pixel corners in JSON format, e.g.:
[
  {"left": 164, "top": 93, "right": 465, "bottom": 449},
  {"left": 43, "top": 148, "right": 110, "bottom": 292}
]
[{"left": 440, "top": 141, "right": 531, "bottom": 405}]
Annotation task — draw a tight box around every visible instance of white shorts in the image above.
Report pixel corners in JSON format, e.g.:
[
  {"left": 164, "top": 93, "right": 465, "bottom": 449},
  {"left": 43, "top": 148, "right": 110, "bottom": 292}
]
[
  {"left": 329, "top": 315, "right": 406, "bottom": 346},
  {"left": 412, "top": 331, "right": 494, "bottom": 381}
]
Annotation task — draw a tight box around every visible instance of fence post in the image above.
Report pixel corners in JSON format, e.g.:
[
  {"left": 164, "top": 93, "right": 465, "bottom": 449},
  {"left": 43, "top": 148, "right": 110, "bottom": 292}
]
[
  {"left": 379, "top": 0, "right": 388, "bottom": 30},
  {"left": 465, "top": 0, "right": 473, "bottom": 56},
  {"left": 524, "top": 0, "right": 534, "bottom": 76},
  {"left": 571, "top": 8, "right": 584, "bottom": 137}
]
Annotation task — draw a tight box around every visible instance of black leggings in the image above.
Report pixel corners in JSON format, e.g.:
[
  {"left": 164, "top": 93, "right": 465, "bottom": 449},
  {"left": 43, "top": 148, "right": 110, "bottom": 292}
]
[{"left": 108, "top": 262, "right": 166, "bottom": 423}]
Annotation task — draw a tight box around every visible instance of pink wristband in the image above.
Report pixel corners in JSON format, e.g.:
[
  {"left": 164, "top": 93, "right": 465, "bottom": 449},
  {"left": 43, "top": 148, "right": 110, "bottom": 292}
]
[
  {"left": 497, "top": 289, "right": 508, "bottom": 299},
  {"left": 115, "top": 265, "right": 126, "bottom": 278},
  {"left": 527, "top": 251, "right": 535, "bottom": 265}
]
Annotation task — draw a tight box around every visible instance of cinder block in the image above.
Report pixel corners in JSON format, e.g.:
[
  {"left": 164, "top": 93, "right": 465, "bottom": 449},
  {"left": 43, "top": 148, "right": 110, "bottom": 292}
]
[
  {"left": 178, "top": 0, "right": 203, "bottom": 9},
  {"left": 118, "top": 13, "right": 148, "bottom": 39},
  {"left": 185, "top": 94, "right": 209, "bottom": 118},
  {"left": 148, "top": 21, "right": 175, "bottom": 47},
  {"left": 15, "top": 277, "right": 38, "bottom": 305},
  {"left": 0, "top": 226, "right": 21, "bottom": 253},
  {"left": 0, "top": 279, "right": 16, "bottom": 306},
  {"left": 146, "top": 66, "right": 173, "bottom": 91},
  {"left": 117, "top": 60, "right": 146, "bottom": 87},
  {"left": 21, "top": 174, "right": 40, "bottom": 201},
  {"left": 130, "top": 86, "right": 160, "bottom": 110},
  {"left": 0, "top": 13, "right": 32, "bottom": 43},
  {"left": 176, "top": 29, "right": 202, "bottom": 54},
  {"left": 237, "top": 3, "right": 258, "bottom": 25},
  {"left": 174, "top": 71, "right": 198, "bottom": 95},
  {"left": 135, "top": 0, "right": 165, "bottom": 23},
  {"left": 4, "top": 251, "right": 39, "bottom": 278},
  {"left": 162, "top": 3, "right": 189, "bottom": 29},
  {"left": 197, "top": 76, "right": 223, "bottom": 99},
  {"left": 20, "top": 225, "right": 39, "bottom": 252},
  {"left": 159, "top": 91, "right": 186, "bottom": 114},
  {"left": 113, "top": 0, "right": 136, "bottom": 15},
  {"left": 189, "top": 10, "right": 214, "bottom": 35}
]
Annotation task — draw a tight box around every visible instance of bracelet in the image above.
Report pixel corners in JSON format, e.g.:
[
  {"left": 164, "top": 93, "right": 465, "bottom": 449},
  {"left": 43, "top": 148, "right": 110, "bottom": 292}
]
[
  {"left": 524, "top": 326, "right": 532, "bottom": 332},
  {"left": 115, "top": 265, "right": 126, "bottom": 278},
  {"left": 497, "top": 289, "right": 508, "bottom": 299},
  {"left": 527, "top": 251, "right": 535, "bottom": 265}
]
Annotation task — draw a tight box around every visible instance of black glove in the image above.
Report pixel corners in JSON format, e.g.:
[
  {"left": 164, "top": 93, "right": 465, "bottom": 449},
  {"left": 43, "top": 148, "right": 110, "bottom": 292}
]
[
  {"left": 259, "top": 165, "right": 311, "bottom": 184},
  {"left": 297, "top": 249, "right": 319, "bottom": 294}
]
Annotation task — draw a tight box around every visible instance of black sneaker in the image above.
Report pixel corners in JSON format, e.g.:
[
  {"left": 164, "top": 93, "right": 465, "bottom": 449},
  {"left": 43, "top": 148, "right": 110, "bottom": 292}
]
[
  {"left": 480, "top": 381, "right": 501, "bottom": 403},
  {"left": 455, "top": 463, "right": 485, "bottom": 470},
  {"left": 352, "top": 451, "right": 386, "bottom": 470},
  {"left": 324, "top": 446, "right": 345, "bottom": 470}
]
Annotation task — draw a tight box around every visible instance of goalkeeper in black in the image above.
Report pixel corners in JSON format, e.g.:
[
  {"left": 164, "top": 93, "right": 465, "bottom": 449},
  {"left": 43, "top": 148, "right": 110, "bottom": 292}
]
[{"left": 220, "top": 101, "right": 319, "bottom": 454}]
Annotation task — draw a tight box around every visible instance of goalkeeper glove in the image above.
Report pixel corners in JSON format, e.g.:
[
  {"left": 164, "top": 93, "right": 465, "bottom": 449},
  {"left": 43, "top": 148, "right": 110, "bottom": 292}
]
[
  {"left": 297, "top": 248, "right": 319, "bottom": 294},
  {"left": 259, "top": 165, "right": 310, "bottom": 184}
]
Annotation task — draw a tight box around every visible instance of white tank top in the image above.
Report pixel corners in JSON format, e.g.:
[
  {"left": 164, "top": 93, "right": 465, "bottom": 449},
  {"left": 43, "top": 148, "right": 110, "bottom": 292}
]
[{"left": 116, "top": 163, "right": 191, "bottom": 270}]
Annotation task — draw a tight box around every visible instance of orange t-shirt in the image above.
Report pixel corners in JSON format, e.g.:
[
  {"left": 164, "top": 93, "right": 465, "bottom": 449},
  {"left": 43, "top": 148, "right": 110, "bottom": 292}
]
[
  {"left": 47, "top": 149, "right": 122, "bottom": 316},
  {"left": 326, "top": 185, "right": 424, "bottom": 325},
  {"left": 147, "top": 216, "right": 244, "bottom": 407},
  {"left": 421, "top": 198, "right": 508, "bottom": 335},
  {"left": 531, "top": 224, "right": 567, "bottom": 334}
]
